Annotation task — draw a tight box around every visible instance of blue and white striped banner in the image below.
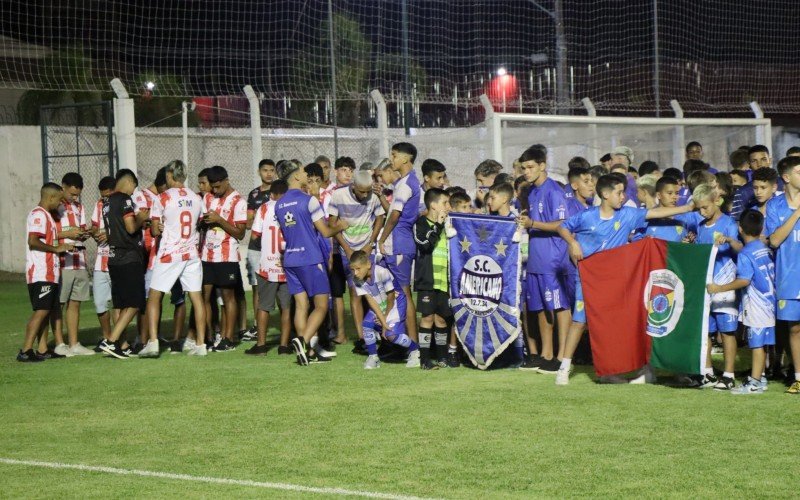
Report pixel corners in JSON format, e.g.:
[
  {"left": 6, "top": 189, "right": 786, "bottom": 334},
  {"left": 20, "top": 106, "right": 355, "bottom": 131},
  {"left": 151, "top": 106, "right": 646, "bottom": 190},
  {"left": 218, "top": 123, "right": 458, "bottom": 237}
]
[{"left": 448, "top": 213, "right": 521, "bottom": 369}]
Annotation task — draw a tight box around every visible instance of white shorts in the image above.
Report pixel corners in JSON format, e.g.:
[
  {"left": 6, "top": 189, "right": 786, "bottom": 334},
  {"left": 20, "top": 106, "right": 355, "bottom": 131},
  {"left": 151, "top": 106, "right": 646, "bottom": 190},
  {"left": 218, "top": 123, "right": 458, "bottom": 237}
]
[
  {"left": 150, "top": 258, "right": 203, "bottom": 293},
  {"left": 93, "top": 270, "right": 112, "bottom": 314}
]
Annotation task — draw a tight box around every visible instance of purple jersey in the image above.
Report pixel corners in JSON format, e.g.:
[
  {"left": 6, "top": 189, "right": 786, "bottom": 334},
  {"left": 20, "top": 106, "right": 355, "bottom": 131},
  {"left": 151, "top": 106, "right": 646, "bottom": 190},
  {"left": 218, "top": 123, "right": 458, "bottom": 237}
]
[
  {"left": 527, "top": 177, "right": 569, "bottom": 274},
  {"left": 274, "top": 188, "right": 325, "bottom": 268},
  {"left": 386, "top": 170, "right": 421, "bottom": 256}
]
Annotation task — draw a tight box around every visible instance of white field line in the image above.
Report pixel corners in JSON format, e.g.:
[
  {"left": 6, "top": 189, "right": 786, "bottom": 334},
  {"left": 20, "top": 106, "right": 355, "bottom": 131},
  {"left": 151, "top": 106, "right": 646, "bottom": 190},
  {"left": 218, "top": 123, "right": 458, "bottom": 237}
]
[{"left": 0, "top": 457, "right": 440, "bottom": 500}]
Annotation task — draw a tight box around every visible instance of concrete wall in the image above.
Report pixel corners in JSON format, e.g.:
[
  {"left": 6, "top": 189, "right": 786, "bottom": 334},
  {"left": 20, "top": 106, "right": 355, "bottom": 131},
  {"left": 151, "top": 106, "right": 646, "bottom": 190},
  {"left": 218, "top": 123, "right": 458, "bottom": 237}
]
[{"left": 0, "top": 126, "right": 44, "bottom": 273}]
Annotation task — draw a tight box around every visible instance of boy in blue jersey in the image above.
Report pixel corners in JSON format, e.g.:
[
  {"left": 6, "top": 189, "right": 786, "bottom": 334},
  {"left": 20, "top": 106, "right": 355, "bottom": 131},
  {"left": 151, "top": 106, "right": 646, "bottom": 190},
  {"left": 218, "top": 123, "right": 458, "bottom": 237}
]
[
  {"left": 689, "top": 184, "right": 743, "bottom": 389},
  {"left": 765, "top": 155, "right": 800, "bottom": 394},
  {"left": 639, "top": 176, "right": 697, "bottom": 242},
  {"left": 274, "top": 160, "right": 348, "bottom": 366},
  {"left": 516, "top": 145, "right": 572, "bottom": 374},
  {"left": 564, "top": 166, "right": 593, "bottom": 217},
  {"left": 752, "top": 167, "right": 779, "bottom": 216},
  {"left": 554, "top": 174, "right": 695, "bottom": 385},
  {"left": 419, "top": 159, "right": 447, "bottom": 215},
  {"left": 349, "top": 250, "right": 419, "bottom": 369},
  {"left": 378, "top": 143, "right": 422, "bottom": 353},
  {"left": 708, "top": 210, "right": 775, "bottom": 394}
]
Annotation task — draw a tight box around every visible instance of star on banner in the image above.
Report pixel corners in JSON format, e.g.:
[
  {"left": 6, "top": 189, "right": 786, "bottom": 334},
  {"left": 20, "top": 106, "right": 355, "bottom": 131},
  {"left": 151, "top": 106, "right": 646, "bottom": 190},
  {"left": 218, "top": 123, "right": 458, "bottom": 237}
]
[
  {"left": 460, "top": 235, "right": 472, "bottom": 253},
  {"left": 494, "top": 239, "right": 508, "bottom": 256},
  {"left": 477, "top": 225, "right": 490, "bottom": 242}
]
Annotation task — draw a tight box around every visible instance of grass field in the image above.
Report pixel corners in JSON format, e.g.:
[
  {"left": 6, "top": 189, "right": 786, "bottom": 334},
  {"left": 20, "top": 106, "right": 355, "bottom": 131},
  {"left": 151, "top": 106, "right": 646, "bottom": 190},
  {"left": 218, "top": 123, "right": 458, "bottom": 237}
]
[{"left": 1, "top": 272, "right": 797, "bottom": 498}]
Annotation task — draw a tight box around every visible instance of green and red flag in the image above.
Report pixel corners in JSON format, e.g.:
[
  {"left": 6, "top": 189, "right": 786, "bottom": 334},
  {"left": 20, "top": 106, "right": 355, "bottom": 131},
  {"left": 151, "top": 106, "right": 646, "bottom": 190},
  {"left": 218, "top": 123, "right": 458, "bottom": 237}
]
[{"left": 578, "top": 238, "right": 715, "bottom": 376}]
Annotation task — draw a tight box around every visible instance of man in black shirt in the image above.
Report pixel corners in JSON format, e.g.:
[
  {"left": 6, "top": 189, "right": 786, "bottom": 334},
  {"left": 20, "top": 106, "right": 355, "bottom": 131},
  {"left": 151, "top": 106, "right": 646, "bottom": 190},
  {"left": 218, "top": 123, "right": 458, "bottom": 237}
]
[
  {"left": 244, "top": 159, "right": 276, "bottom": 339},
  {"left": 98, "top": 169, "right": 152, "bottom": 359}
]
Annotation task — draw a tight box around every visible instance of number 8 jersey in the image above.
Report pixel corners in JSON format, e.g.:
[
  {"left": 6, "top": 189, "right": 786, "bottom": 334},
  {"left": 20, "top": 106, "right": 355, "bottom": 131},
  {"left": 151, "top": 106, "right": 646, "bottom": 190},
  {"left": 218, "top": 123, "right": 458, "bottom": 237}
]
[{"left": 151, "top": 187, "right": 205, "bottom": 263}]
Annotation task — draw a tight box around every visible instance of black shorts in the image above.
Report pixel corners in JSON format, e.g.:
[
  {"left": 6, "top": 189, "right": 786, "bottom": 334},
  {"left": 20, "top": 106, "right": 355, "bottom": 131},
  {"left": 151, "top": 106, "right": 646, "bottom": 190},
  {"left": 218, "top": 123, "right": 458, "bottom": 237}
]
[
  {"left": 202, "top": 262, "right": 241, "bottom": 288},
  {"left": 28, "top": 282, "right": 60, "bottom": 311},
  {"left": 109, "top": 261, "right": 146, "bottom": 310},
  {"left": 417, "top": 290, "right": 452, "bottom": 318},
  {"left": 330, "top": 254, "right": 347, "bottom": 298}
]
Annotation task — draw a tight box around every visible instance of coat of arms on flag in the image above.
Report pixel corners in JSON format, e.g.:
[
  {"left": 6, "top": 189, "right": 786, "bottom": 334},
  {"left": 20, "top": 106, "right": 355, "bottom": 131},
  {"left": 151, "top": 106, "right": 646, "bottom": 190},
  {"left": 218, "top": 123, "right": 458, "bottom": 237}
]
[{"left": 448, "top": 213, "right": 521, "bottom": 369}]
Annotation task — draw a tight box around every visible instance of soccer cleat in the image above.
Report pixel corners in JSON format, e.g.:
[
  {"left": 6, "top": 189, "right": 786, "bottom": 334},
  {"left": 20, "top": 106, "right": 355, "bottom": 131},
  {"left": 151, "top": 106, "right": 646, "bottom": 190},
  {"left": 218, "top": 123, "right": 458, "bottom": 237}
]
[
  {"left": 277, "top": 345, "right": 293, "bottom": 355},
  {"left": 40, "top": 349, "right": 66, "bottom": 359},
  {"left": 211, "top": 339, "right": 236, "bottom": 352},
  {"left": 785, "top": 381, "right": 800, "bottom": 395},
  {"left": 446, "top": 351, "right": 461, "bottom": 368},
  {"left": 16, "top": 349, "right": 45, "bottom": 363},
  {"left": 536, "top": 358, "right": 561, "bottom": 374},
  {"left": 760, "top": 376, "right": 769, "bottom": 391},
  {"left": 406, "top": 349, "right": 421, "bottom": 368},
  {"left": 244, "top": 343, "right": 268, "bottom": 356},
  {"left": 555, "top": 367, "right": 571, "bottom": 386},
  {"left": 292, "top": 337, "right": 308, "bottom": 366},
  {"left": 308, "top": 353, "right": 332, "bottom": 363},
  {"left": 731, "top": 377, "right": 764, "bottom": 395},
  {"left": 421, "top": 359, "right": 440, "bottom": 370},
  {"left": 212, "top": 333, "right": 222, "bottom": 349},
  {"left": 436, "top": 358, "right": 449, "bottom": 369},
  {"left": 94, "top": 339, "right": 105, "bottom": 353},
  {"left": 68, "top": 343, "right": 95, "bottom": 356},
  {"left": 240, "top": 327, "right": 257, "bottom": 342},
  {"left": 54, "top": 343, "right": 73, "bottom": 357},
  {"left": 363, "top": 354, "right": 380, "bottom": 369},
  {"left": 520, "top": 355, "right": 543, "bottom": 371},
  {"left": 99, "top": 340, "right": 128, "bottom": 359},
  {"left": 138, "top": 340, "right": 161, "bottom": 359},
  {"left": 182, "top": 338, "right": 197, "bottom": 353},
  {"left": 713, "top": 376, "right": 736, "bottom": 391},
  {"left": 188, "top": 344, "right": 207, "bottom": 356},
  {"left": 699, "top": 374, "right": 718, "bottom": 389},
  {"left": 310, "top": 336, "right": 337, "bottom": 358}
]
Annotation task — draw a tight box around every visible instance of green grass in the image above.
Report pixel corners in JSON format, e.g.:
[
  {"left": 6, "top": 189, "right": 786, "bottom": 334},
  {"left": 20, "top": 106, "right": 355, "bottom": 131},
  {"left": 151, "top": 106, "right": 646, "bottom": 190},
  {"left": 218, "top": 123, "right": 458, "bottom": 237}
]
[{"left": 0, "top": 275, "right": 797, "bottom": 498}]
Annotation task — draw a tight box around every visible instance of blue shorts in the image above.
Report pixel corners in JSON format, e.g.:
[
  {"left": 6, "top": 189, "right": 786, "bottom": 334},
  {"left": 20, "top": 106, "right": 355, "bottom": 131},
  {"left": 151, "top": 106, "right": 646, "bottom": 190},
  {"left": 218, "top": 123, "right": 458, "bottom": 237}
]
[
  {"left": 708, "top": 312, "right": 737, "bottom": 334},
  {"left": 526, "top": 273, "right": 572, "bottom": 312},
  {"left": 285, "top": 263, "right": 330, "bottom": 297},
  {"left": 747, "top": 326, "right": 775, "bottom": 348},
  {"left": 572, "top": 275, "right": 586, "bottom": 324},
  {"left": 777, "top": 299, "right": 800, "bottom": 322},
  {"left": 384, "top": 253, "right": 414, "bottom": 288},
  {"left": 363, "top": 293, "right": 407, "bottom": 337}
]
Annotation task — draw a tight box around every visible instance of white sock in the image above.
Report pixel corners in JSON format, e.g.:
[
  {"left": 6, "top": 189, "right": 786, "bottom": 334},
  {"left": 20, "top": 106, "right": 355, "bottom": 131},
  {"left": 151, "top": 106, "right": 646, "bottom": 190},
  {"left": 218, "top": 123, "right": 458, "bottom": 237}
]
[
  {"left": 723, "top": 371, "right": 734, "bottom": 379},
  {"left": 795, "top": 372, "right": 800, "bottom": 382},
  {"left": 560, "top": 358, "right": 572, "bottom": 371}
]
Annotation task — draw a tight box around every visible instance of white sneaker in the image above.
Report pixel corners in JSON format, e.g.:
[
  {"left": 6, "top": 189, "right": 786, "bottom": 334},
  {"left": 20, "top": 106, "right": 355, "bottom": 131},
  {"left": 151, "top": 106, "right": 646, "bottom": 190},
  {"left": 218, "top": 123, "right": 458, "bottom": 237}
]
[
  {"left": 555, "top": 368, "right": 571, "bottom": 386},
  {"left": 629, "top": 374, "right": 646, "bottom": 385},
  {"left": 188, "top": 344, "right": 207, "bottom": 356},
  {"left": 138, "top": 340, "right": 160, "bottom": 358},
  {"left": 406, "top": 349, "right": 420, "bottom": 368},
  {"left": 54, "top": 343, "right": 73, "bottom": 357},
  {"left": 364, "top": 354, "right": 380, "bottom": 369},
  {"left": 182, "top": 338, "right": 197, "bottom": 353},
  {"left": 68, "top": 343, "right": 95, "bottom": 356},
  {"left": 310, "top": 336, "right": 337, "bottom": 357}
]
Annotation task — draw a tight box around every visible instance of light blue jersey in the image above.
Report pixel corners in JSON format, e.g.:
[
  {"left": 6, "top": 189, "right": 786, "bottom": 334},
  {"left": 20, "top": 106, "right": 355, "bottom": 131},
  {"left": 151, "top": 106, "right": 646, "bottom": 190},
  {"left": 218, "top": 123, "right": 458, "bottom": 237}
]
[
  {"left": 561, "top": 206, "right": 647, "bottom": 259},
  {"left": 637, "top": 212, "right": 697, "bottom": 242},
  {"left": 765, "top": 194, "right": 800, "bottom": 300},
  {"left": 737, "top": 240, "right": 775, "bottom": 328}
]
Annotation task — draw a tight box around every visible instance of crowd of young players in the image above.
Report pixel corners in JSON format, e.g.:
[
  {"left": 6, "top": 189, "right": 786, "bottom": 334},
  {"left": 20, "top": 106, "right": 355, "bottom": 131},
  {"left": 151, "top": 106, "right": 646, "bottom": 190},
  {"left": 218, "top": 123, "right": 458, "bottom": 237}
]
[{"left": 19, "top": 140, "right": 800, "bottom": 395}]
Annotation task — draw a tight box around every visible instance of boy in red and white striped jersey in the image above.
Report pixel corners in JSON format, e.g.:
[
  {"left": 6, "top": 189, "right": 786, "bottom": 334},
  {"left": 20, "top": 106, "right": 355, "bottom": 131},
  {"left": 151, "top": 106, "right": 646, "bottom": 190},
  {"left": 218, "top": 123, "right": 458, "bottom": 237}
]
[
  {"left": 90, "top": 176, "right": 117, "bottom": 347},
  {"left": 148, "top": 161, "right": 208, "bottom": 355},
  {"left": 50, "top": 172, "right": 95, "bottom": 357},
  {"left": 201, "top": 166, "right": 247, "bottom": 351},
  {"left": 19, "top": 183, "right": 73, "bottom": 362}
]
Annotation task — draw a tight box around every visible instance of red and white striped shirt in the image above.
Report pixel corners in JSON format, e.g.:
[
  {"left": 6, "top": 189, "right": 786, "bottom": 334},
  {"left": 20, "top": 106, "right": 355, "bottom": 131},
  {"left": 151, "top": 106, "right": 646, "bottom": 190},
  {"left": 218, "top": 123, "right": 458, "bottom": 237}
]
[
  {"left": 251, "top": 200, "right": 286, "bottom": 282},
  {"left": 151, "top": 187, "right": 205, "bottom": 263},
  {"left": 201, "top": 190, "right": 247, "bottom": 263},
  {"left": 90, "top": 199, "right": 110, "bottom": 272},
  {"left": 55, "top": 200, "right": 87, "bottom": 270},
  {"left": 132, "top": 187, "right": 158, "bottom": 255},
  {"left": 26, "top": 206, "right": 59, "bottom": 284}
]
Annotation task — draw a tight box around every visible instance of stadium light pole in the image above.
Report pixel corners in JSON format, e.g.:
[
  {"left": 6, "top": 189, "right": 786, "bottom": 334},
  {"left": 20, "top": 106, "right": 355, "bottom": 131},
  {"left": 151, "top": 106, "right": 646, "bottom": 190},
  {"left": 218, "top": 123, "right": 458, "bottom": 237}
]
[{"left": 526, "top": 0, "right": 567, "bottom": 114}]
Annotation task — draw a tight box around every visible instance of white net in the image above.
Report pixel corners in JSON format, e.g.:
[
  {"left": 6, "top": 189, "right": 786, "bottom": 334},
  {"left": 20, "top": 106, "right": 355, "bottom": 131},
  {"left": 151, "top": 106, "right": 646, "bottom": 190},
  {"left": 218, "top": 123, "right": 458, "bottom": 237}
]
[
  {"left": 1, "top": 1, "right": 799, "bottom": 114},
  {"left": 499, "top": 120, "right": 760, "bottom": 181}
]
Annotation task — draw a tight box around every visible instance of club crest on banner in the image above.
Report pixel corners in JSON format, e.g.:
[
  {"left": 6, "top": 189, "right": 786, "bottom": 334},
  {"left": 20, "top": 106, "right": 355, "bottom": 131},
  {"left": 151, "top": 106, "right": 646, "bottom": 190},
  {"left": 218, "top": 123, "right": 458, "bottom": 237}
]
[{"left": 643, "top": 269, "right": 685, "bottom": 337}]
